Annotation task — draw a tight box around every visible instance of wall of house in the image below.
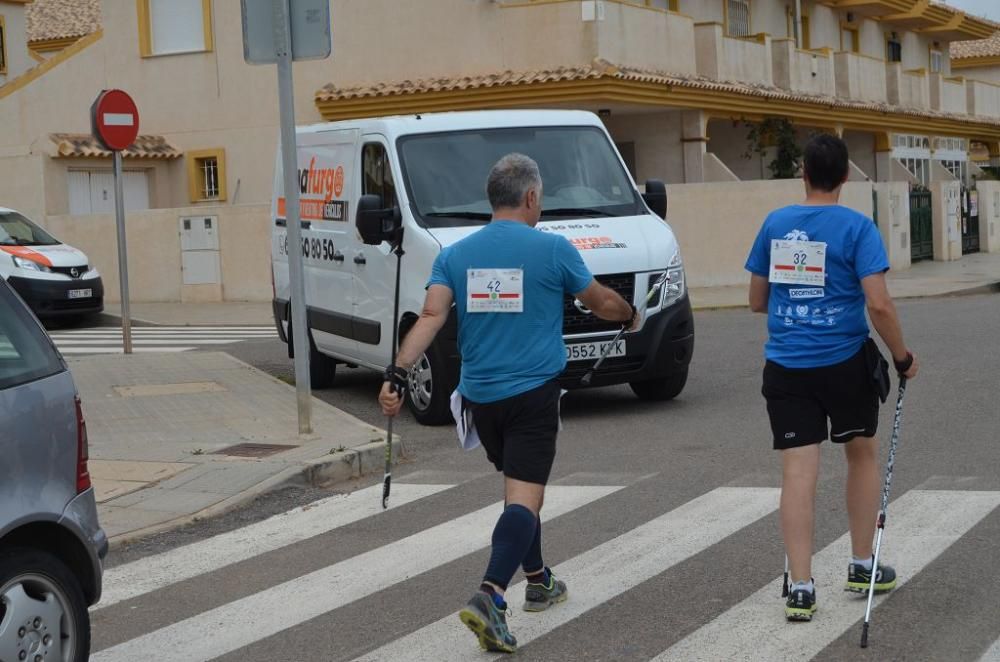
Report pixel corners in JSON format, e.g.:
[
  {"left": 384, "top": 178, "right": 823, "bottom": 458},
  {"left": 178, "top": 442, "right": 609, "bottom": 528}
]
[
  {"left": 603, "top": 111, "right": 685, "bottom": 185},
  {"left": 844, "top": 130, "right": 876, "bottom": 180},
  {"left": 0, "top": 2, "right": 32, "bottom": 84},
  {"left": 956, "top": 64, "right": 1000, "bottom": 86}
]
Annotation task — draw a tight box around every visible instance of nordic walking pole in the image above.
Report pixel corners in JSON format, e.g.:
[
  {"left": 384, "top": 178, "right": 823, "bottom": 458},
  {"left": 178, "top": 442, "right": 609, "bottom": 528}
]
[
  {"left": 581, "top": 271, "right": 670, "bottom": 387},
  {"left": 860, "top": 376, "right": 908, "bottom": 648},
  {"left": 382, "top": 230, "right": 406, "bottom": 510}
]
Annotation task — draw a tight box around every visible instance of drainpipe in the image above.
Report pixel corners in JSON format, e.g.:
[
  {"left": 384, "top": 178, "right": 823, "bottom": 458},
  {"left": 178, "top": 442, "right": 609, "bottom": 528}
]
[{"left": 794, "top": 0, "right": 803, "bottom": 49}]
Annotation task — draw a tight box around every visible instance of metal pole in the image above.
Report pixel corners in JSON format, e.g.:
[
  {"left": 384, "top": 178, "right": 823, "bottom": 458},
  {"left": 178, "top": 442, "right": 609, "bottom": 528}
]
[
  {"left": 794, "top": 0, "right": 803, "bottom": 49},
  {"left": 112, "top": 150, "right": 132, "bottom": 354},
  {"left": 274, "top": 0, "right": 312, "bottom": 434}
]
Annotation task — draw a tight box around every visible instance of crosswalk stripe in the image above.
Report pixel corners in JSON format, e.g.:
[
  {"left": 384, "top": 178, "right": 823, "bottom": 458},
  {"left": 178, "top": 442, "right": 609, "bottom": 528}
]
[
  {"left": 98, "top": 483, "right": 454, "bottom": 609},
  {"left": 354, "top": 486, "right": 782, "bottom": 662},
  {"left": 50, "top": 333, "right": 275, "bottom": 339},
  {"left": 981, "top": 637, "right": 1000, "bottom": 662},
  {"left": 651, "top": 490, "right": 1000, "bottom": 662},
  {"left": 52, "top": 339, "right": 268, "bottom": 345},
  {"left": 59, "top": 326, "right": 276, "bottom": 332},
  {"left": 52, "top": 330, "right": 276, "bottom": 336},
  {"left": 90, "top": 484, "right": 624, "bottom": 662}
]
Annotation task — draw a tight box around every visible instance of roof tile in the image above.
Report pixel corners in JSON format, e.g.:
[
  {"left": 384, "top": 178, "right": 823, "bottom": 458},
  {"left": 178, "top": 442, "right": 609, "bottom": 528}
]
[
  {"left": 50, "top": 133, "right": 183, "bottom": 160},
  {"left": 27, "top": 0, "right": 101, "bottom": 43}
]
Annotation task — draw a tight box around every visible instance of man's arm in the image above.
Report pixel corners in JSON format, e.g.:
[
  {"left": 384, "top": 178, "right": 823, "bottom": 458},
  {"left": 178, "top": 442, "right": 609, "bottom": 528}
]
[
  {"left": 379, "top": 285, "right": 454, "bottom": 416},
  {"left": 575, "top": 279, "right": 636, "bottom": 328},
  {"left": 861, "top": 273, "right": 919, "bottom": 379},
  {"left": 749, "top": 275, "right": 769, "bottom": 313}
]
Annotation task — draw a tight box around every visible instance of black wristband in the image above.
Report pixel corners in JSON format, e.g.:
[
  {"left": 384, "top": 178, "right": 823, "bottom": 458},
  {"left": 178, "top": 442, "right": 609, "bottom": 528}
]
[
  {"left": 383, "top": 365, "right": 408, "bottom": 385},
  {"left": 893, "top": 352, "right": 913, "bottom": 374}
]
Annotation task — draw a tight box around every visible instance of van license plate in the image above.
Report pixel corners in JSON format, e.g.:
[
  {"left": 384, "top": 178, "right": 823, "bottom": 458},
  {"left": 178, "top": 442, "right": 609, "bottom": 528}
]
[
  {"left": 68, "top": 289, "right": 92, "bottom": 299},
  {"left": 566, "top": 340, "right": 626, "bottom": 362}
]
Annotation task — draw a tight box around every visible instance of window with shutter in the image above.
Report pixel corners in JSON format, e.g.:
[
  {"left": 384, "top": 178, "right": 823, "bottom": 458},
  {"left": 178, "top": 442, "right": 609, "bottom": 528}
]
[
  {"left": 138, "top": 0, "right": 213, "bottom": 57},
  {"left": 726, "top": 0, "right": 751, "bottom": 38}
]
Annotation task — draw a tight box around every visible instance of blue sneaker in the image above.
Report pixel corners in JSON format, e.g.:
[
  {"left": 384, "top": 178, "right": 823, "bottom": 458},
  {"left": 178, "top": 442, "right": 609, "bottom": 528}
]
[{"left": 459, "top": 591, "right": 517, "bottom": 653}]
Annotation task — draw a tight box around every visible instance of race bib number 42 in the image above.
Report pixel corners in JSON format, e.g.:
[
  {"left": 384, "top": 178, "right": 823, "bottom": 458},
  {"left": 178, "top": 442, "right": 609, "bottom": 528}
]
[
  {"left": 467, "top": 269, "right": 524, "bottom": 313},
  {"left": 769, "top": 240, "right": 827, "bottom": 286}
]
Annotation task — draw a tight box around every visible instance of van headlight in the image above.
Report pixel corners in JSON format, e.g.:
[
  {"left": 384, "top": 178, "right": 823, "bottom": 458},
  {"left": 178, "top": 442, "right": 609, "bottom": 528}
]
[
  {"left": 12, "top": 256, "right": 51, "bottom": 272},
  {"left": 650, "top": 252, "right": 685, "bottom": 308}
]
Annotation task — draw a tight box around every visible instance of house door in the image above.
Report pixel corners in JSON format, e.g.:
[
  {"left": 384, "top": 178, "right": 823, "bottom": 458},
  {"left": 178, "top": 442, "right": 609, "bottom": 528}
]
[{"left": 909, "top": 189, "right": 933, "bottom": 262}]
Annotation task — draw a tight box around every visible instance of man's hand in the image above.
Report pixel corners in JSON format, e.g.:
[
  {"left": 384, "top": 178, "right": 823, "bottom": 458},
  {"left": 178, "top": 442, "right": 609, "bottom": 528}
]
[
  {"left": 624, "top": 304, "right": 640, "bottom": 332},
  {"left": 379, "top": 380, "right": 404, "bottom": 417},
  {"left": 894, "top": 351, "right": 919, "bottom": 380}
]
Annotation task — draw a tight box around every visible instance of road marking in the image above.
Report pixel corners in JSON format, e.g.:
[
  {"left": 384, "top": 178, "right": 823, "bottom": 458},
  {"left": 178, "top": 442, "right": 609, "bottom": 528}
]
[
  {"left": 651, "top": 490, "right": 1000, "bottom": 662},
  {"left": 981, "top": 636, "right": 1000, "bottom": 662},
  {"left": 58, "top": 347, "right": 195, "bottom": 354},
  {"left": 355, "top": 487, "right": 781, "bottom": 662},
  {"left": 98, "top": 483, "right": 453, "bottom": 609},
  {"left": 50, "top": 326, "right": 277, "bottom": 355},
  {"left": 91, "top": 485, "right": 624, "bottom": 662},
  {"left": 52, "top": 339, "right": 268, "bottom": 345}
]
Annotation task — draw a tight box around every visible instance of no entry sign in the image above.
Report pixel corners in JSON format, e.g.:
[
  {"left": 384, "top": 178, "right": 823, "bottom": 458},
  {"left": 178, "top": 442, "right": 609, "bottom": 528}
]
[{"left": 91, "top": 89, "right": 139, "bottom": 151}]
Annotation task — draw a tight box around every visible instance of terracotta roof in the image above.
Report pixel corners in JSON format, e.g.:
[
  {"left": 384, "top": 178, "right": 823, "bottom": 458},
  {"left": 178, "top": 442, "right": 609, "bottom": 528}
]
[
  {"left": 27, "top": 0, "right": 101, "bottom": 43},
  {"left": 315, "top": 60, "right": 1000, "bottom": 128},
  {"left": 952, "top": 32, "right": 1000, "bottom": 60},
  {"left": 50, "top": 133, "right": 183, "bottom": 160}
]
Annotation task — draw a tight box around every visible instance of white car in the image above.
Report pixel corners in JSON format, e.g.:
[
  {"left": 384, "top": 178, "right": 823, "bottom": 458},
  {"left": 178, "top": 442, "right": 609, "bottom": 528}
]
[{"left": 0, "top": 207, "right": 104, "bottom": 320}]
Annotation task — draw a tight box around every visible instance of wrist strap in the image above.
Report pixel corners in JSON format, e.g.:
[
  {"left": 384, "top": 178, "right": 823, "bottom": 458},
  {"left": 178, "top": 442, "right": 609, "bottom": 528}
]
[
  {"left": 384, "top": 365, "right": 408, "bottom": 383},
  {"left": 893, "top": 352, "right": 913, "bottom": 374},
  {"left": 623, "top": 303, "right": 637, "bottom": 326}
]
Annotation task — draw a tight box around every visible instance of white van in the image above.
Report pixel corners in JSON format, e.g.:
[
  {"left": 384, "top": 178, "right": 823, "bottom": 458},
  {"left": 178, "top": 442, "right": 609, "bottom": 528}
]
[
  {"left": 271, "top": 110, "right": 694, "bottom": 425},
  {"left": 1, "top": 207, "right": 104, "bottom": 320}
]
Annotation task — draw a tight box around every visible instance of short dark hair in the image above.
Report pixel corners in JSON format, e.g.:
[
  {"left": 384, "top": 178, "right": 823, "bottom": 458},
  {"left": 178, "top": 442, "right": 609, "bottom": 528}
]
[{"left": 803, "top": 134, "right": 849, "bottom": 192}]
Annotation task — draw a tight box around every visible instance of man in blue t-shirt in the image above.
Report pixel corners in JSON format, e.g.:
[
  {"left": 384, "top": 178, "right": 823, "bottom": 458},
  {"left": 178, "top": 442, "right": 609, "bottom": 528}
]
[
  {"left": 378, "top": 153, "right": 636, "bottom": 653},
  {"left": 745, "top": 135, "right": 919, "bottom": 622}
]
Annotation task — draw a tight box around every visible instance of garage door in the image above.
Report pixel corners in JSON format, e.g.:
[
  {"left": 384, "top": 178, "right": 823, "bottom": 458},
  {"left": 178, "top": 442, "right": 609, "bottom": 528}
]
[{"left": 68, "top": 170, "right": 151, "bottom": 215}]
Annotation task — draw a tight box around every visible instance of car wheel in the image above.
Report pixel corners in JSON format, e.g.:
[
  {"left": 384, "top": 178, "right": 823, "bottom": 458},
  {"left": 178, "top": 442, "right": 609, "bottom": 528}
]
[
  {"left": 0, "top": 547, "right": 90, "bottom": 662},
  {"left": 405, "top": 338, "right": 457, "bottom": 426},
  {"left": 629, "top": 368, "right": 688, "bottom": 401}
]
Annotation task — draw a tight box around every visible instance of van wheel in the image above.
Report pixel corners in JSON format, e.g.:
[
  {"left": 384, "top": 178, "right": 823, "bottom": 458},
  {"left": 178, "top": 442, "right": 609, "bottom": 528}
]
[
  {"left": 629, "top": 368, "right": 688, "bottom": 401},
  {"left": 405, "top": 339, "right": 457, "bottom": 426},
  {"left": 286, "top": 314, "right": 337, "bottom": 389},
  {"left": 0, "top": 547, "right": 90, "bottom": 662}
]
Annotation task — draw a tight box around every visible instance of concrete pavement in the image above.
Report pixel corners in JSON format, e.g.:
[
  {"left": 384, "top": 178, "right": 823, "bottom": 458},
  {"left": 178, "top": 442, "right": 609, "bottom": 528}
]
[{"left": 72, "top": 351, "right": 399, "bottom": 545}]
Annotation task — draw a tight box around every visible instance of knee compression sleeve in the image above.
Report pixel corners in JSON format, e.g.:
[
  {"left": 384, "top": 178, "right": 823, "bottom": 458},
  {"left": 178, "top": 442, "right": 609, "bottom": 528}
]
[{"left": 483, "top": 504, "right": 538, "bottom": 590}]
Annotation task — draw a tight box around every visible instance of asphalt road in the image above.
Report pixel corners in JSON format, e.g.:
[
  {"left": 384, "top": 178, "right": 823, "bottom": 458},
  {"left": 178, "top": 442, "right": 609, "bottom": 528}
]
[{"left": 92, "top": 293, "right": 1000, "bottom": 662}]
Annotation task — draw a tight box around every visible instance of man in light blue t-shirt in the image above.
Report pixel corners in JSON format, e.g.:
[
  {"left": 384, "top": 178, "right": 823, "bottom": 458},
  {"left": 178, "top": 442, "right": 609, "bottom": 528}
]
[
  {"left": 378, "top": 153, "right": 635, "bottom": 653},
  {"left": 746, "top": 134, "right": 919, "bottom": 623}
]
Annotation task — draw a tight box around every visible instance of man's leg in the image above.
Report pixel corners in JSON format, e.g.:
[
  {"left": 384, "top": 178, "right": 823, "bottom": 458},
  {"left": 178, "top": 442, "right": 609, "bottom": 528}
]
[
  {"left": 843, "top": 436, "right": 879, "bottom": 560},
  {"left": 781, "top": 444, "right": 821, "bottom": 583},
  {"left": 481, "top": 478, "right": 545, "bottom": 597}
]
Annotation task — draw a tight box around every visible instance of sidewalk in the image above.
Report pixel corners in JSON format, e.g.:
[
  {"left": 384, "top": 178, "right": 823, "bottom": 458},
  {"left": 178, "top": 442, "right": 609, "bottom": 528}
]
[
  {"left": 72, "top": 351, "right": 399, "bottom": 545},
  {"left": 690, "top": 251, "right": 1000, "bottom": 310}
]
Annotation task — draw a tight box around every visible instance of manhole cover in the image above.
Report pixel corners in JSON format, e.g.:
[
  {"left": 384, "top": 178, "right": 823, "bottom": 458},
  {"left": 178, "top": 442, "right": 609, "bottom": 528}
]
[{"left": 212, "top": 443, "right": 299, "bottom": 458}]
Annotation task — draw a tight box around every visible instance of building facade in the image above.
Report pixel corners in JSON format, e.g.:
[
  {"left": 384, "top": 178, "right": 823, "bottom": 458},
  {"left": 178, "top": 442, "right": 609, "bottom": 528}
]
[{"left": 0, "top": 0, "right": 998, "bottom": 301}]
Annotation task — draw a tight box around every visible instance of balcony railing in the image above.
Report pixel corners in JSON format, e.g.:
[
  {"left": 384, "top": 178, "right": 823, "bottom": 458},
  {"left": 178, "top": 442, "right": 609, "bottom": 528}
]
[
  {"left": 834, "top": 51, "right": 887, "bottom": 103},
  {"left": 966, "top": 79, "right": 1000, "bottom": 119},
  {"left": 772, "top": 40, "right": 836, "bottom": 97},
  {"left": 930, "top": 74, "right": 968, "bottom": 115},
  {"left": 694, "top": 23, "right": 772, "bottom": 86},
  {"left": 886, "top": 64, "right": 929, "bottom": 109}
]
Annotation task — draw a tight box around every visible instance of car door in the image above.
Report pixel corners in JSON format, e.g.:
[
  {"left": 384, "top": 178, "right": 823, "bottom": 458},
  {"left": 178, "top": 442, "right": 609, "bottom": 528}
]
[
  {"left": 285, "top": 129, "right": 360, "bottom": 360},
  {"left": 351, "top": 138, "right": 400, "bottom": 367}
]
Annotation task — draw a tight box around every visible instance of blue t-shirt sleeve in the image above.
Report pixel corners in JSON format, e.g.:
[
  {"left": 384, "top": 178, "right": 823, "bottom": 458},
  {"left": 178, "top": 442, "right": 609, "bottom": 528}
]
[
  {"left": 745, "top": 218, "right": 771, "bottom": 277},
  {"left": 427, "top": 248, "right": 454, "bottom": 291},
  {"left": 554, "top": 236, "right": 593, "bottom": 294},
  {"left": 854, "top": 220, "right": 890, "bottom": 280}
]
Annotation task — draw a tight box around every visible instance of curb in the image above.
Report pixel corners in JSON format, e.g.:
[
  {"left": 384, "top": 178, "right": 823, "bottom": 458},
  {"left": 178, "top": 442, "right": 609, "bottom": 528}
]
[{"left": 107, "top": 437, "right": 404, "bottom": 548}]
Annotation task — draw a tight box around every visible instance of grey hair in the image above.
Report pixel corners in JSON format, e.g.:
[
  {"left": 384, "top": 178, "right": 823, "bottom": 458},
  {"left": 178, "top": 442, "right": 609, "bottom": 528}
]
[{"left": 486, "top": 153, "right": 542, "bottom": 210}]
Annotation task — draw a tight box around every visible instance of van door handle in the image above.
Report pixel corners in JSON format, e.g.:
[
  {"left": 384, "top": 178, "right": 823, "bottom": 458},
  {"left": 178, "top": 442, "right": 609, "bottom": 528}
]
[
  {"left": 353, "top": 254, "right": 367, "bottom": 265},
  {"left": 332, "top": 251, "right": 345, "bottom": 263}
]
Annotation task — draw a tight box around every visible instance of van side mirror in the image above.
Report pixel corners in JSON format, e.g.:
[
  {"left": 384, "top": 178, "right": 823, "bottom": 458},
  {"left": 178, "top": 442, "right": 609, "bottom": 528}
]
[
  {"left": 357, "top": 194, "right": 402, "bottom": 246},
  {"left": 642, "top": 180, "right": 667, "bottom": 220}
]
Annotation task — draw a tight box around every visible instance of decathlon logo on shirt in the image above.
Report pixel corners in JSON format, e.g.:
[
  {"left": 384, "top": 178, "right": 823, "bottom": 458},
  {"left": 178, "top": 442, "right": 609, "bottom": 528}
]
[
  {"left": 467, "top": 269, "right": 524, "bottom": 313},
  {"left": 789, "top": 288, "right": 825, "bottom": 299}
]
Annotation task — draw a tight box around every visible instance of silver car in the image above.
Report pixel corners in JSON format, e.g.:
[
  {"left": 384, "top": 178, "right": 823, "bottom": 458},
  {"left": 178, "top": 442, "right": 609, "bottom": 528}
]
[{"left": 0, "top": 278, "right": 107, "bottom": 661}]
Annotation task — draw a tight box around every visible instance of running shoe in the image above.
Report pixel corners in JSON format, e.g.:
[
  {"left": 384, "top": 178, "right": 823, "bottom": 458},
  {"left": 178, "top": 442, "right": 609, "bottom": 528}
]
[
  {"left": 459, "top": 591, "right": 517, "bottom": 654},
  {"left": 785, "top": 583, "right": 818, "bottom": 622},
  {"left": 523, "top": 568, "right": 568, "bottom": 612},
  {"left": 846, "top": 560, "right": 897, "bottom": 594}
]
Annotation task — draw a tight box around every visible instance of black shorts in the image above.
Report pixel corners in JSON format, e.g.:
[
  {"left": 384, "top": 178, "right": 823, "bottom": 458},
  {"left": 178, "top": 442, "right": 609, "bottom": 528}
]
[
  {"left": 466, "top": 380, "right": 560, "bottom": 485},
  {"left": 762, "top": 346, "right": 879, "bottom": 450}
]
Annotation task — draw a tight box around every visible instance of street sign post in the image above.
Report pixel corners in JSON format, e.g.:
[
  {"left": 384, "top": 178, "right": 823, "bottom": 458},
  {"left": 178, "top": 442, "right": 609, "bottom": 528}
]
[
  {"left": 242, "top": 0, "right": 332, "bottom": 435},
  {"left": 91, "top": 89, "right": 139, "bottom": 355}
]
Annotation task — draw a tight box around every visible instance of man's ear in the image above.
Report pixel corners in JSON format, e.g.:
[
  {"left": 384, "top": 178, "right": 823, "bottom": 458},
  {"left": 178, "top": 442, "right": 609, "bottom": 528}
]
[{"left": 526, "top": 187, "right": 540, "bottom": 210}]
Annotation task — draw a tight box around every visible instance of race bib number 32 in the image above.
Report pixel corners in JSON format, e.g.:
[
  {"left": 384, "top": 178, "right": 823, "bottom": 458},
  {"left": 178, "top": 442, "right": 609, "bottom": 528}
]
[
  {"left": 467, "top": 269, "right": 524, "bottom": 313},
  {"left": 769, "top": 240, "right": 827, "bottom": 286}
]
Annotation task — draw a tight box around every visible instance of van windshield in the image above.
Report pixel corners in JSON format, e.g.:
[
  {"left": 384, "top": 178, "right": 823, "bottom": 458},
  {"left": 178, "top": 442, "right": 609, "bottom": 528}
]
[
  {"left": 397, "top": 126, "right": 642, "bottom": 227},
  {"left": 0, "top": 211, "right": 59, "bottom": 246}
]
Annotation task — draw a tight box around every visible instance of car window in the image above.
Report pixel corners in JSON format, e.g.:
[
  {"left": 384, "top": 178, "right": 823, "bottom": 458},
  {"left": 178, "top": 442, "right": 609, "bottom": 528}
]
[
  {"left": 0, "top": 210, "right": 60, "bottom": 246},
  {"left": 0, "top": 283, "right": 65, "bottom": 390}
]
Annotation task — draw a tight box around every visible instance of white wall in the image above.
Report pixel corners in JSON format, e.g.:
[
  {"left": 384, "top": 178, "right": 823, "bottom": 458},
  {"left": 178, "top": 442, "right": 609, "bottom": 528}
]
[{"left": 603, "top": 111, "right": 685, "bottom": 185}]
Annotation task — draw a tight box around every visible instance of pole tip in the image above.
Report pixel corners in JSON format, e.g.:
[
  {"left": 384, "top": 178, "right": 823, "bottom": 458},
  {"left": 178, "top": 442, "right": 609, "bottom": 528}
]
[{"left": 860, "top": 623, "right": 869, "bottom": 648}]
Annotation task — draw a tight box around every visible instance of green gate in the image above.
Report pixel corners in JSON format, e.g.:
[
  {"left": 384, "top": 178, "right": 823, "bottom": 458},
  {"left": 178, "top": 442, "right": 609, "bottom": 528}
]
[{"left": 910, "top": 190, "right": 933, "bottom": 262}]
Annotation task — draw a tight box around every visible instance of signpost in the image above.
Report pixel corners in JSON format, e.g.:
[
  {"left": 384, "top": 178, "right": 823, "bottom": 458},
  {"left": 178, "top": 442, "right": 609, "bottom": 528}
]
[
  {"left": 241, "top": 0, "right": 332, "bottom": 435},
  {"left": 91, "top": 89, "right": 140, "bottom": 355}
]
